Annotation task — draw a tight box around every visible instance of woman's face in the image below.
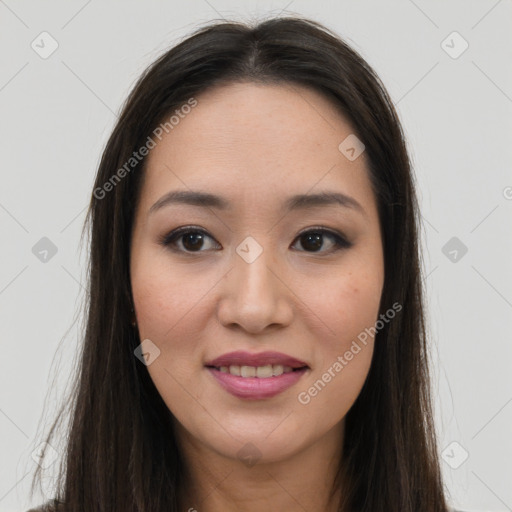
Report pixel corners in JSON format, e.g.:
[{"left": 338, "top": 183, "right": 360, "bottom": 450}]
[{"left": 130, "top": 82, "right": 384, "bottom": 464}]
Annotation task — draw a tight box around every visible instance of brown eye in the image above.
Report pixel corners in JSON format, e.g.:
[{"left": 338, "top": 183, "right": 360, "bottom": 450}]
[
  {"left": 292, "top": 228, "right": 352, "bottom": 253},
  {"left": 181, "top": 232, "right": 206, "bottom": 251},
  {"left": 159, "top": 226, "right": 352, "bottom": 255},
  {"left": 160, "top": 227, "right": 221, "bottom": 253}
]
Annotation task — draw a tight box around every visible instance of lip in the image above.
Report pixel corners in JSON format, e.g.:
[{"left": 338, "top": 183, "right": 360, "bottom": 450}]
[
  {"left": 207, "top": 367, "right": 309, "bottom": 400},
  {"left": 204, "top": 351, "right": 310, "bottom": 400},
  {"left": 204, "top": 350, "right": 309, "bottom": 369}
]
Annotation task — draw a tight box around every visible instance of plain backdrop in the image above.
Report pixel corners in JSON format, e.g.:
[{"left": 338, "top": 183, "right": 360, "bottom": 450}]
[{"left": 0, "top": 1, "right": 511, "bottom": 511}]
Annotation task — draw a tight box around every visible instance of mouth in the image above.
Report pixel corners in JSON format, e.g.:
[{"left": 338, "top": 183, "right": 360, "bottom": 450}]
[
  {"left": 204, "top": 351, "right": 310, "bottom": 400},
  {"left": 205, "top": 364, "right": 308, "bottom": 378},
  {"left": 204, "top": 350, "right": 309, "bottom": 371}
]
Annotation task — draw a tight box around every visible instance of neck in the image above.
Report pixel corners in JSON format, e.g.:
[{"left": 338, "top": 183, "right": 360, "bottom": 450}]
[{"left": 176, "top": 421, "right": 345, "bottom": 512}]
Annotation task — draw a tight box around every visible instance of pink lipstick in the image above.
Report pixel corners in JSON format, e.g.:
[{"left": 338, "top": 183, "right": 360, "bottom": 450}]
[{"left": 205, "top": 350, "right": 309, "bottom": 400}]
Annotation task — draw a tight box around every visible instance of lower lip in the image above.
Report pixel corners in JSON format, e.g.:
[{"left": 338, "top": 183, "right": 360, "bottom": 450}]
[{"left": 206, "top": 367, "right": 308, "bottom": 400}]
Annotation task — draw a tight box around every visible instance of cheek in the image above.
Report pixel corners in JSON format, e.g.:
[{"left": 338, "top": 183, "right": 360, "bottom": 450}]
[
  {"left": 315, "top": 265, "right": 383, "bottom": 351},
  {"left": 131, "top": 250, "right": 213, "bottom": 345},
  {"left": 131, "top": 252, "right": 226, "bottom": 403},
  {"left": 131, "top": 267, "right": 207, "bottom": 415},
  {"left": 299, "top": 263, "right": 383, "bottom": 409},
  {"left": 339, "top": 279, "right": 381, "bottom": 341}
]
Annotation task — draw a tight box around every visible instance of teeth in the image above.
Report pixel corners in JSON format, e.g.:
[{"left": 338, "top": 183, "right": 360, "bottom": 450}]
[
  {"left": 256, "top": 365, "right": 273, "bottom": 378},
  {"left": 241, "top": 365, "right": 256, "bottom": 377},
  {"left": 217, "top": 364, "right": 298, "bottom": 378},
  {"left": 272, "top": 365, "right": 284, "bottom": 376},
  {"left": 230, "top": 365, "right": 240, "bottom": 376}
]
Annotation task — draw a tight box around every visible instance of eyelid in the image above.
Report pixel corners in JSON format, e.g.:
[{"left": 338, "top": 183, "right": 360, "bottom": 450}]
[
  {"left": 292, "top": 225, "right": 352, "bottom": 251},
  {"left": 158, "top": 225, "right": 219, "bottom": 249}
]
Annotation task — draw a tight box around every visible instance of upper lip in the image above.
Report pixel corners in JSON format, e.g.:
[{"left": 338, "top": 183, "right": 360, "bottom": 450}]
[{"left": 205, "top": 351, "right": 309, "bottom": 369}]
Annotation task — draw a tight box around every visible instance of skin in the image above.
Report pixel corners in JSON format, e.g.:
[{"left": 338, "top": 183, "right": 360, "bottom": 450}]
[{"left": 130, "top": 82, "right": 385, "bottom": 511}]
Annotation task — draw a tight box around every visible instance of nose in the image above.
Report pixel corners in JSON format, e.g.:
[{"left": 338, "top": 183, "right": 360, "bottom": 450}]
[{"left": 216, "top": 246, "right": 294, "bottom": 334}]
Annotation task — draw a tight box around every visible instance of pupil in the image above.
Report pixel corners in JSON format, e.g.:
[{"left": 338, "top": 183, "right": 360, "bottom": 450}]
[
  {"left": 183, "top": 233, "right": 203, "bottom": 251},
  {"left": 303, "top": 233, "right": 322, "bottom": 251}
]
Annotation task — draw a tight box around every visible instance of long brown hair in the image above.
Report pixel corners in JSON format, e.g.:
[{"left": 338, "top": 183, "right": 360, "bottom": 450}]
[{"left": 30, "top": 16, "right": 449, "bottom": 511}]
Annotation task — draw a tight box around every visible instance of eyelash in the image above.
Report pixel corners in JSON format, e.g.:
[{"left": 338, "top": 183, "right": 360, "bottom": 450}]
[{"left": 158, "top": 225, "right": 353, "bottom": 255}]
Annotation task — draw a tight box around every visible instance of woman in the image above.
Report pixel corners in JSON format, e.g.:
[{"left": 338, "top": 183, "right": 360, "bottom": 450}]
[{"left": 29, "top": 15, "right": 454, "bottom": 512}]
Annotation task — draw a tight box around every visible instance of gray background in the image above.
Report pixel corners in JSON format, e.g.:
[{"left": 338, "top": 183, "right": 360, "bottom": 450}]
[{"left": 1, "top": 1, "right": 511, "bottom": 511}]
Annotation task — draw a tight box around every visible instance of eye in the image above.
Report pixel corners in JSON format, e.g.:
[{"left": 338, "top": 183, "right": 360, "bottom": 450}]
[
  {"left": 159, "top": 226, "right": 221, "bottom": 253},
  {"left": 159, "top": 225, "right": 352, "bottom": 255},
  {"left": 291, "top": 227, "right": 352, "bottom": 254}
]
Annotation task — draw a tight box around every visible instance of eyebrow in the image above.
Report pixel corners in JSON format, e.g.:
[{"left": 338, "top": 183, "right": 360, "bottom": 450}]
[{"left": 148, "top": 189, "right": 366, "bottom": 217}]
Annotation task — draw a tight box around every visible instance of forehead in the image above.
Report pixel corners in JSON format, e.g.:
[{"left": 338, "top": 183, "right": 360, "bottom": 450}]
[{"left": 140, "top": 82, "right": 372, "bottom": 212}]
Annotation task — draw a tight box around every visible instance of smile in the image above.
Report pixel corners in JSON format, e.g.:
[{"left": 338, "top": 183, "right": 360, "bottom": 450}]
[
  {"left": 206, "top": 365, "right": 308, "bottom": 400},
  {"left": 204, "top": 350, "right": 310, "bottom": 399},
  {"left": 213, "top": 364, "right": 296, "bottom": 378}
]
